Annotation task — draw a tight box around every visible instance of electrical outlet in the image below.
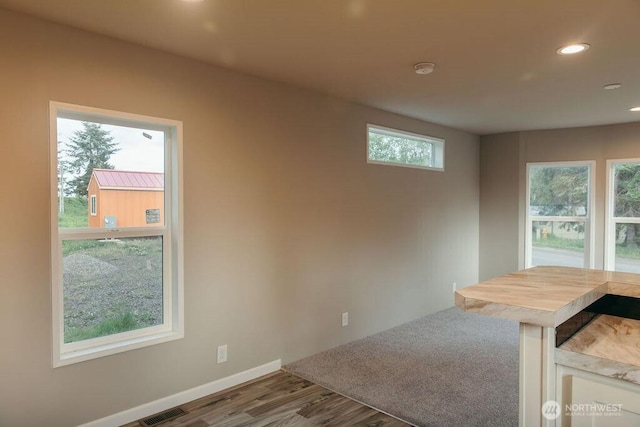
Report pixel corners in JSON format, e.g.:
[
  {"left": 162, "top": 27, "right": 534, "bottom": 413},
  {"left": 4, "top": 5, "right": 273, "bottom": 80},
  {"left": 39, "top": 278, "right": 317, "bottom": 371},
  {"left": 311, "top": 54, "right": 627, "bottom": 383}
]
[
  {"left": 342, "top": 312, "right": 349, "bottom": 327},
  {"left": 452, "top": 282, "right": 457, "bottom": 293},
  {"left": 217, "top": 344, "right": 227, "bottom": 364}
]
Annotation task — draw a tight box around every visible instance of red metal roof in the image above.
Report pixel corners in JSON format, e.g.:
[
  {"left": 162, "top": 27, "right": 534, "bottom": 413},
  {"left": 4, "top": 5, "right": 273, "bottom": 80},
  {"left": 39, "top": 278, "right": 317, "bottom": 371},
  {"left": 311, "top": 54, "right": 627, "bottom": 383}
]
[{"left": 92, "top": 169, "right": 164, "bottom": 190}]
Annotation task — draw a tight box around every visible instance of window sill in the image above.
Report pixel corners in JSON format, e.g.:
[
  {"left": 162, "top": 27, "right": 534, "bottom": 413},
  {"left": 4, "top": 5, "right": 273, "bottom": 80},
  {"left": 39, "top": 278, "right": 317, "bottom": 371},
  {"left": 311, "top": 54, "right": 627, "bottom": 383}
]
[{"left": 54, "top": 329, "right": 183, "bottom": 368}]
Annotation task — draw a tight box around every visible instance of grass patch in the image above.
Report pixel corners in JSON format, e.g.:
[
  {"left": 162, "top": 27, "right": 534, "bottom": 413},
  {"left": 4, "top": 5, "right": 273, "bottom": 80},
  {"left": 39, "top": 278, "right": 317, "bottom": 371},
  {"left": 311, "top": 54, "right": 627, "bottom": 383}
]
[
  {"left": 62, "top": 239, "right": 105, "bottom": 256},
  {"left": 65, "top": 310, "right": 139, "bottom": 343},
  {"left": 615, "top": 244, "right": 640, "bottom": 260},
  {"left": 62, "top": 236, "right": 161, "bottom": 257},
  {"left": 534, "top": 236, "right": 640, "bottom": 260},
  {"left": 533, "top": 234, "right": 584, "bottom": 252},
  {"left": 58, "top": 196, "right": 88, "bottom": 228}
]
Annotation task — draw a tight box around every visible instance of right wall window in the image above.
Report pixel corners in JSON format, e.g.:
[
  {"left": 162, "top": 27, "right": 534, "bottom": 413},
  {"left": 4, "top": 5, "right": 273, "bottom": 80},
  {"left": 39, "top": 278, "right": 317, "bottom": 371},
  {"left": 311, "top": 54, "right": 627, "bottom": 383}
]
[
  {"left": 526, "top": 161, "right": 595, "bottom": 269},
  {"left": 606, "top": 160, "right": 640, "bottom": 273}
]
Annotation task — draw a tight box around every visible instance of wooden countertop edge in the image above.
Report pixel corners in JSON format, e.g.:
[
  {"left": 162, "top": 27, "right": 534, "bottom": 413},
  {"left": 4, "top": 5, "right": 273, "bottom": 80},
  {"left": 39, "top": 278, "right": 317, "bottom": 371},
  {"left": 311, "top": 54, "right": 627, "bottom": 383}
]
[
  {"left": 608, "top": 281, "right": 640, "bottom": 298},
  {"left": 454, "top": 292, "right": 556, "bottom": 327},
  {"left": 456, "top": 279, "right": 638, "bottom": 328},
  {"left": 553, "top": 285, "right": 608, "bottom": 326}
]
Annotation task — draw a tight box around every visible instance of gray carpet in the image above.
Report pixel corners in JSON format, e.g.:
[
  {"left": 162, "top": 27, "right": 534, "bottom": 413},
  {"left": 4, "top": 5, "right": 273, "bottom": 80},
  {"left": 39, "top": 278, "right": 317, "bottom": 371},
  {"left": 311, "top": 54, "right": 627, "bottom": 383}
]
[{"left": 284, "top": 307, "right": 519, "bottom": 427}]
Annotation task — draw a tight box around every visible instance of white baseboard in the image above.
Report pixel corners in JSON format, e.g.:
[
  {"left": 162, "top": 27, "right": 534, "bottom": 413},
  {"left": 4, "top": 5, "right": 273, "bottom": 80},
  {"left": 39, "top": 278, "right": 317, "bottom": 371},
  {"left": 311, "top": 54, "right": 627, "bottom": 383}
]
[{"left": 79, "top": 359, "right": 282, "bottom": 427}]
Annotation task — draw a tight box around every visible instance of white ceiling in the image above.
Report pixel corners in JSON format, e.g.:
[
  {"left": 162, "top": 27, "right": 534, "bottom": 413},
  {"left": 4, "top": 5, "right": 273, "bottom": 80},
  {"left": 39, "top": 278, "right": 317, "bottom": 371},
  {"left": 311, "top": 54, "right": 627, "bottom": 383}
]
[{"left": 2, "top": 0, "right": 639, "bottom": 135}]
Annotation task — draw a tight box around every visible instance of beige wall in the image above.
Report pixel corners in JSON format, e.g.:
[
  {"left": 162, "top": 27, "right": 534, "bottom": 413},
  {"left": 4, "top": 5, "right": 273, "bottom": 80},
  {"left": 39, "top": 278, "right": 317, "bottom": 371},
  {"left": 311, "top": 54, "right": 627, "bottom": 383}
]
[
  {"left": 479, "top": 132, "right": 523, "bottom": 280},
  {"left": 480, "top": 122, "right": 640, "bottom": 279},
  {"left": 0, "top": 9, "right": 479, "bottom": 426}
]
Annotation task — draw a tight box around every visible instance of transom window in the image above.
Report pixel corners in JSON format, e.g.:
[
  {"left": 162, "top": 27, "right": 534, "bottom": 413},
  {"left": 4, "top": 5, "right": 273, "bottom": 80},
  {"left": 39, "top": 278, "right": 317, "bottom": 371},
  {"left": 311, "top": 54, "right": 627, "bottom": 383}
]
[
  {"left": 525, "top": 162, "right": 594, "bottom": 269},
  {"left": 50, "top": 102, "right": 183, "bottom": 367},
  {"left": 367, "top": 124, "right": 444, "bottom": 171}
]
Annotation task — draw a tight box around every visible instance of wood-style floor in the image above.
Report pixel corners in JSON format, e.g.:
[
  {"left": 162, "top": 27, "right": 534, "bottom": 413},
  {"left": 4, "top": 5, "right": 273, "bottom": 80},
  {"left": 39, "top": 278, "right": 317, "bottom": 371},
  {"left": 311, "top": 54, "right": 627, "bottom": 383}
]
[{"left": 123, "top": 370, "right": 411, "bottom": 427}]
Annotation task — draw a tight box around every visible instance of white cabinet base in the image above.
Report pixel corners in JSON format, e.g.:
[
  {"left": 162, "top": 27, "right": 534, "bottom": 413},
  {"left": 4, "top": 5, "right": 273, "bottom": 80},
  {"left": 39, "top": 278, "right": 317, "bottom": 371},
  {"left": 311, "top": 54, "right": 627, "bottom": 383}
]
[
  {"left": 554, "top": 365, "right": 640, "bottom": 427},
  {"left": 570, "top": 376, "right": 640, "bottom": 427}
]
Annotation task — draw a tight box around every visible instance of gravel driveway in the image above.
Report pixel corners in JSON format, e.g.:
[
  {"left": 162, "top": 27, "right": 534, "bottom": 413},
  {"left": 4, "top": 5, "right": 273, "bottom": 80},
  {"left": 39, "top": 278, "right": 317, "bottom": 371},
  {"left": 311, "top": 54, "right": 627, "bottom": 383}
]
[{"left": 62, "top": 238, "right": 163, "bottom": 341}]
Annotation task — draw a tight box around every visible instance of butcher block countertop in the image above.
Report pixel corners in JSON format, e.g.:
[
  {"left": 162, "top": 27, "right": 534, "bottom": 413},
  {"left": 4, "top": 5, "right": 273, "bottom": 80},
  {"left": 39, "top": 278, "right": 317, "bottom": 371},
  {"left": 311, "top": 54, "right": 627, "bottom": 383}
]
[{"left": 455, "top": 266, "right": 640, "bottom": 328}]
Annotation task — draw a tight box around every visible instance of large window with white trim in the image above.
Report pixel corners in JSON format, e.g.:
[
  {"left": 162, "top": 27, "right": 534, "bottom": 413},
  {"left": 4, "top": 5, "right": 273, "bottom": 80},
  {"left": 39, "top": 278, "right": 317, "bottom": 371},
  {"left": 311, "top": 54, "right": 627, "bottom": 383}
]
[
  {"left": 605, "top": 159, "right": 640, "bottom": 273},
  {"left": 526, "top": 162, "right": 594, "bottom": 268},
  {"left": 50, "top": 102, "right": 183, "bottom": 367}
]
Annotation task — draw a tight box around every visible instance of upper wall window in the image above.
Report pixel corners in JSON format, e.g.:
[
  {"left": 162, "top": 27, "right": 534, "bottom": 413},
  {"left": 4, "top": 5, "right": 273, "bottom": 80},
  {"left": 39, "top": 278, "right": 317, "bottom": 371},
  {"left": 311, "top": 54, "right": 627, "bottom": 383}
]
[
  {"left": 50, "top": 101, "right": 183, "bottom": 367},
  {"left": 367, "top": 124, "right": 444, "bottom": 171}
]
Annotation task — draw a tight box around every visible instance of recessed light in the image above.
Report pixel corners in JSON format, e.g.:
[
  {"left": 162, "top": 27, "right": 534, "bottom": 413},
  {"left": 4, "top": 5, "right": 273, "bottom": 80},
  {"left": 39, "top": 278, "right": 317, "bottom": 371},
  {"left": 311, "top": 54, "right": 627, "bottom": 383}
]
[
  {"left": 414, "top": 62, "right": 435, "bottom": 75},
  {"left": 603, "top": 83, "right": 622, "bottom": 90},
  {"left": 630, "top": 107, "right": 640, "bottom": 112},
  {"left": 556, "top": 43, "right": 590, "bottom": 55}
]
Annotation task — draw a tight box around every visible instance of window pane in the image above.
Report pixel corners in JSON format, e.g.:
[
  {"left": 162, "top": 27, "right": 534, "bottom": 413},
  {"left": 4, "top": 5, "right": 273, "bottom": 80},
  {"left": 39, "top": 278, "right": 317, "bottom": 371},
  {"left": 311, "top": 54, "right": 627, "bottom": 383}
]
[
  {"left": 613, "top": 163, "right": 640, "bottom": 217},
  {"left": 531, "top": 221, "right": 584, "bottom": 267},
  {"left": 57, "top": 118, "right": 165, "bottom": 229},
  {"left": 529, "top": 165, "right": 589, "bottom": 216},
  {"left": 367, "top": 125, "right": 444, "bottom": 169},
  {"left": 63, "top": 236, "right": 163, "bottom": 343},
  {"left": 369, "top": 133, "right": 432, "bottom": 166},
  {"left": 614, "top": 223, "right": 640, "bottom": 273}
]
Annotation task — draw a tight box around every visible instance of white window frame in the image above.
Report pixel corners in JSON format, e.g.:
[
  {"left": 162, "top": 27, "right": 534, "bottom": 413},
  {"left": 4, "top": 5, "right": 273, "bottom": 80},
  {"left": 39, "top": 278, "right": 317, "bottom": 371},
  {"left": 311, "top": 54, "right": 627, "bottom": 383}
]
[
  {"left": 50, "top": 101, "right": 184, "bottom": 367},
  {"left": 604, "top": 158, "right": 640, "bottom": 271},
  {"left": 90, "top": 194, "right": 97, "bottom": 216},
  {"left": 366, "top": 124, "right": 445, "bottom": 171},
  {"left": 525, "top": 161, "right": 595, "bottom": 269}
]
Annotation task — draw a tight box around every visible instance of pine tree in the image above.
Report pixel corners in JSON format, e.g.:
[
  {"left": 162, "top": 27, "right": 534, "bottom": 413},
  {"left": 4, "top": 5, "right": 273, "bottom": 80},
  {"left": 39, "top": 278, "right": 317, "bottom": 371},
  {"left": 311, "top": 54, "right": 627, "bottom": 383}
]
[{"left": 66, "top": 122, "right": 119, "bottom": 197}]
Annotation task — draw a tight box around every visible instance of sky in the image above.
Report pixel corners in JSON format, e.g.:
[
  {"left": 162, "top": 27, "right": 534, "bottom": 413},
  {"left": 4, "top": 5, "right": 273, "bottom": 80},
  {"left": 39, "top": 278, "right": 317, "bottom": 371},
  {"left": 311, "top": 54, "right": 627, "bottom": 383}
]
[{"left": 57, "top": 118, "right": 165, "bottom": 174}]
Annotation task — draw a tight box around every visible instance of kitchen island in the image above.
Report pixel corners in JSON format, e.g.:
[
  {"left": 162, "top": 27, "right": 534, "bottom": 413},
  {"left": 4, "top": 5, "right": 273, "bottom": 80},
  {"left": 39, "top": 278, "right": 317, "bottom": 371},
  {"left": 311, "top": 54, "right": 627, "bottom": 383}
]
[{"left": 455, "top": 266, "right": 640, "bottom": 426}]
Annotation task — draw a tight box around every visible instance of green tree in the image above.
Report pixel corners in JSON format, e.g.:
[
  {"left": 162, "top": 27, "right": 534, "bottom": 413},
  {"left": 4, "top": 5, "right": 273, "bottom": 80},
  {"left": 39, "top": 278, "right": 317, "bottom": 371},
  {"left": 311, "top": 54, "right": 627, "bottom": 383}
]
[
  {"left": 529, "top": 166, "right": 588, "bottom": 237},
  {"left": 529, "top": 166, "right": 588, "bottom": 217},
  {"left": 613, "top": 163, "right": 640, "bottom": 247},
  {"left": 368, "top": 132, "right": 432, "bottom": 166},
  {"left": 65, "top": 122, "right": 118, "bottom": 197}
]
